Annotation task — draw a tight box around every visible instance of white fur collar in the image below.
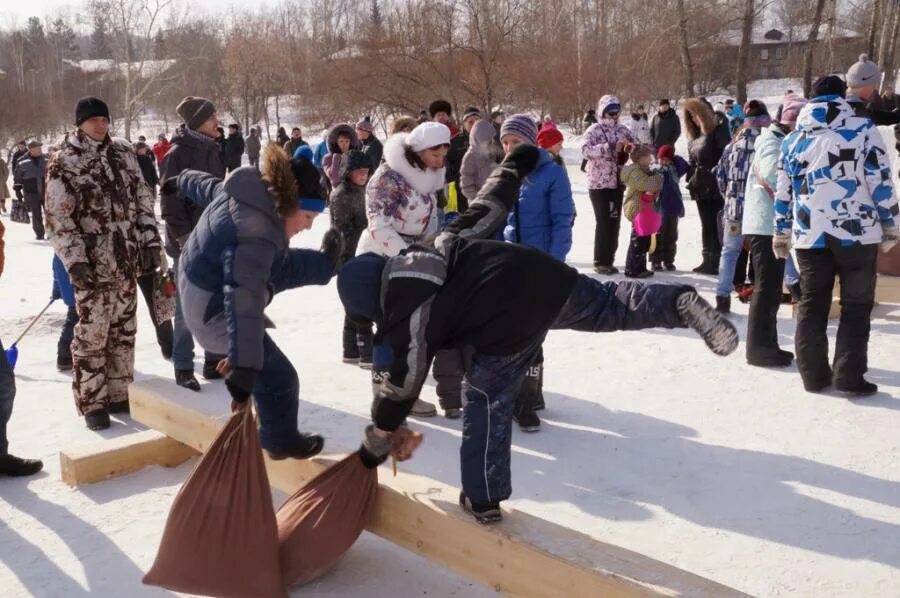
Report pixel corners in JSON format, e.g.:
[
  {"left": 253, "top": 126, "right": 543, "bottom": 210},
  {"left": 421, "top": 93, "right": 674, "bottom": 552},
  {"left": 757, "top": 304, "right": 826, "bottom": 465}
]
[{"left": 383, "top": 133, "right": 446, "bottom": 195}]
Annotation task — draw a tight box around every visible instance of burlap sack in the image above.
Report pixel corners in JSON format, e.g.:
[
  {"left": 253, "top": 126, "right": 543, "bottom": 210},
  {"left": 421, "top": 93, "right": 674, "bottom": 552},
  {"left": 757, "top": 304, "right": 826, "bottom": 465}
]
[
  {"left": 276, "top": 453, "right": 378, "bottom": 587},
  {"left": 143, "top": 406, "right": 286, "bottom": 598}
]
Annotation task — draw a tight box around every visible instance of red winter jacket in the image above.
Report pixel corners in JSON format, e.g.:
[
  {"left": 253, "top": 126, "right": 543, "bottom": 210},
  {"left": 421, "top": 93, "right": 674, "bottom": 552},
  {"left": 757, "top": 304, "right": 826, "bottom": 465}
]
[{"left": 152, "top": 140, "right": 172, "bottom": 163}]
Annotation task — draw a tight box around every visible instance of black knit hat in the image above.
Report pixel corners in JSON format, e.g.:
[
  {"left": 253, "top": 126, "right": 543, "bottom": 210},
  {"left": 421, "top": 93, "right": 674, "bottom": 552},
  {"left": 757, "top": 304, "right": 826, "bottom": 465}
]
[
  {"left": 176, "top": 96, "right": 216, "bottom": 130},
  {"left": 744, "top": 99, "right": 769, "bottom": 118},
  {"left": 291, "top": 157, "right": 326, "bottom": 202},
  {"left": 428, "top": 99, "right": 452, "bottom": 118},
  {"left": 75, "top": 96, "right": 110, "bottom": 126},
  {"left": 811, "top": 75, "right": 847, "bottom": 99},
  {"left": 462, "top": 106, "right": 481, "bottom": 121},
  {"left": 341, "top": 149, "right": 371, "bottom": 178}
]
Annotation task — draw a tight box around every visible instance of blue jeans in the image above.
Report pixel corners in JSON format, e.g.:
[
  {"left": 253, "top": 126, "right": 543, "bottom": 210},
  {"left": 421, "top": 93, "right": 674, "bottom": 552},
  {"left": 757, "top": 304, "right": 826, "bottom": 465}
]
[
  {"left": 0, "top": 340, "right": 15, "bottom": 455},
  {"left": 784, "top": 253, "right": 800, "bottom": 287},
  {"left": 171, "top": 258, "right": 196, "bottom": 370},
  {"left": 716, "top": 223, "right": 745, "bottom": 297},
  {"left": 253, "top": 333, "right": 304, "bottom": 452}
]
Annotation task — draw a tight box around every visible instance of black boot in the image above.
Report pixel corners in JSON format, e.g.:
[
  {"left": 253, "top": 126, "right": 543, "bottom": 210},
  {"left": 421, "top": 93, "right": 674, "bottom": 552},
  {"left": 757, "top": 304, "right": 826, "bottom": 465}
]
[
  {"left": 514, "top": 366, "right": 542, "bottom": 432},
  {"left": 357, "top": 333, "right": 373, "bottom": 370},
  {"left": 57, "top": 354, "right": 73, "bottom": 372},
  {"left": 0, "top": 454, "right": 44, "bottom": 477},
  {"left": 342, "top": 327, "right": 360, "bottom": 364},
  {"left": 85, "top": 409, "right": 111, "bottom": 430},
  {"left": 157, "top": 321, "right": 173, "bottom": 360},
  {"left": 267, "top": 433, "right": 325, "bottom": 460},
  {"left": 676, "top": 291, "right": 739, "bottom": 356},
  {"left": 836, "top": 379, "right": 878, "bottom": 397},
  {"left": 202, "top": 358, "right": 224, "bottom": 380},
  {"left": 108, "top": 400, "right": 131, "bottom": 414},
  {"left": 694, "top": 253, "right": 719, "bottom": 276},
  {"left": 175, "top": 369, "right": 201, "bottom": 392},
  {"left": 747, "top": 348, "right": 794, "bottom": 368},
  {"left": 715, "top": 295, "right": 731, "bottom": 314},
  {"left": 459, "top": 491, "right": 502, "bottom": 524}
]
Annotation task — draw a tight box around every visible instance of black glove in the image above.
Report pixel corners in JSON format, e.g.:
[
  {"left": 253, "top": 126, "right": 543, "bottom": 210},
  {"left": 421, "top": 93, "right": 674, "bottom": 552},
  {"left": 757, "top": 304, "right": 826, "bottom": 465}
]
[
  {"left": 225, "top": 366, "right": 256, "bottom": 404},
  {"left": 13, "top": 184, "right": 23, "bottom": 201},
  {"left": 68, "top": 263, "right": 95, "bottom": 290},
  {"left": 358, "top": 424, "right": 391, "bottom": 469},
  {"left": 501, "top": 143, "right": 541, "bottom": 178},
  {"left": 320, "top": 228, "right": 345, "bottom": 272}
]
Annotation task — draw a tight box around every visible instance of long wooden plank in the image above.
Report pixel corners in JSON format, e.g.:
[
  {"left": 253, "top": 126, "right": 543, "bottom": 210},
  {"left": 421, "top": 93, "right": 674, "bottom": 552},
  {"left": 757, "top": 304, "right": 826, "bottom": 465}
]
[
  {"left": 59, "top": 429, "right": 198, "bottom": 486},
  {"left": 130, "top": 377, "right": 748, "bottom": 598}
]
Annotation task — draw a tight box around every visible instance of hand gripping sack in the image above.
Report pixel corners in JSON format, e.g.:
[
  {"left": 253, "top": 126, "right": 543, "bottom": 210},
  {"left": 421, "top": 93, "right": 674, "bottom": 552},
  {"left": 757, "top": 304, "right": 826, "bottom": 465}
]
[
  {"left": 143, "top": 406, "right": 286, "bottom": 598},
  {"left": 276, "top": 453, "right": 378, "bottom": 587}
]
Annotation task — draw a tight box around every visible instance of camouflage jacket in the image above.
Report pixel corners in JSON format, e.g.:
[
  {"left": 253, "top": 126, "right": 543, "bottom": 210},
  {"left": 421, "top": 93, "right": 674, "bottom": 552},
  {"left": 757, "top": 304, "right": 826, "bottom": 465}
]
[{"left": 46, "top": 130, "right": 161, "bottom": 285}]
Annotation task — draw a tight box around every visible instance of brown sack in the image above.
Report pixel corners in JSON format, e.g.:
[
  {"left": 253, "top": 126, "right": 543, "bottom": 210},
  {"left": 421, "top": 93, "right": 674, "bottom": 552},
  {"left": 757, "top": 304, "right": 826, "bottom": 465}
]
[
  {"left": 276, "top": 453, "right": 378, "bottom": 587},
  {"left": 143, "top": 406, "right": 286, "bottom": 598}
]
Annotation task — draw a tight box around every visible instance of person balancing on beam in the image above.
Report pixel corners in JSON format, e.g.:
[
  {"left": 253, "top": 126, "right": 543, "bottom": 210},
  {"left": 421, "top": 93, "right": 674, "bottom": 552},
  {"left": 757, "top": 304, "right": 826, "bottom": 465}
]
[{"left": 344, "top": 144, "right": 739, "bottom": 524}]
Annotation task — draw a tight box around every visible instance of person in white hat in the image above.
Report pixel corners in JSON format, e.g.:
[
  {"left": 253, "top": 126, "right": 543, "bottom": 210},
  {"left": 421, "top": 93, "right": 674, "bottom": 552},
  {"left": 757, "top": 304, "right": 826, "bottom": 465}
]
[{"left": 846, "top": 53, "right": 900, "bottom": 125}]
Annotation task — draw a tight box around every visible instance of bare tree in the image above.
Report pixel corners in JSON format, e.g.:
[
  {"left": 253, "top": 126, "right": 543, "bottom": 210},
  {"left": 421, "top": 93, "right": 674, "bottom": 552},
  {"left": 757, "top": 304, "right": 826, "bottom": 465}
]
[
  {"left": 677, "top": 0, "right": 695, "bottom": 97},
  {"left": 802, "top": 0, "right": 828, "bottom": 97},
  {"left": 735, "top": 0, "right": 756, "bottom": 105}
]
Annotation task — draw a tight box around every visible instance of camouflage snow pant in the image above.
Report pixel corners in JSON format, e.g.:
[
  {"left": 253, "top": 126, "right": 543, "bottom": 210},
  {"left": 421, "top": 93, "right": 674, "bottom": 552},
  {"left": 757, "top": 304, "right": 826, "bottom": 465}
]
[{"left": 72, "top": 280, "right": 137, "bottom": 415}]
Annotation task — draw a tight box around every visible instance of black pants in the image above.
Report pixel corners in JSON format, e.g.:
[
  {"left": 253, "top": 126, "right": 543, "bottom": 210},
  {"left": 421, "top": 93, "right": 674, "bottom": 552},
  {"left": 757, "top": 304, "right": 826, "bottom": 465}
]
[
  {"left": 746, "top": 235, "right": 786, "bottom": 360},
  {"left": 26, "top": 195, "right": 44, "bottom": 239},
  {"left": 136, "top": 271, "right": 174, "bottom": 351},
  {"left": 588, "top": 188, "right": 624, "bottom": 268},
  {"left": 625, "top": 229, "right": 651, "bottom": 275},
  {"left": 651, "top": 215, "right": 679, "bottom": 266},
  {"left": 794, "top": 244, "right": 877, "bottom": 390},
  {"left": 515, "top": 345, "right": 544, "bottom": 411},
  {"left": 58, "top": 305, "right": 79, "bottom": 360},
  {"left": 694, "top": 196, "right": 724, "bottom": 259},
  {"left": 342, "top": 314, "right": 373, "bottom": 360},
  {"left": 433, "top": 347, "right": 473, "bottom": 410}
]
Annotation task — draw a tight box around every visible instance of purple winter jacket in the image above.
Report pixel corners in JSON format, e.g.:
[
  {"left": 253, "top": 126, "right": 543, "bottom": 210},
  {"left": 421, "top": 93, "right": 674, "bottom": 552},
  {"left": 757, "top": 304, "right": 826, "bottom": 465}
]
[{"left": 581, "top": 95, "right": 634, "bottom": 190}]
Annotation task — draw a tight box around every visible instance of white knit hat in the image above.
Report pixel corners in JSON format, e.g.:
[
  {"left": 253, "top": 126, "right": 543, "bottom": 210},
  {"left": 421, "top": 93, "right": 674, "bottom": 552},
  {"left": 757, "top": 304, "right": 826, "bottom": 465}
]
[{"left": 406, "top": 122, "right": 451, "bottom": 152}]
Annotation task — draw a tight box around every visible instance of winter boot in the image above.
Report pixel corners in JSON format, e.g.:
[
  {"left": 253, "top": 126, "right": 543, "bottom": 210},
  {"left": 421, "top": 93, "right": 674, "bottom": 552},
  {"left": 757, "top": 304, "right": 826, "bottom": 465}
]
[
  {"left": 789, "top": 282, "right": 802, "bottom": 304},
  {"left": 267, "top": 433, "right": 325, "bottom": 460},
  {"left": 108, "top": 400, "right": 130, "bottom": 415},
  {"left": 693, "top": 253, "right": 719, "bottom": 276},
  {"left": 175, "top": 369, "right": 201, "bottom": 392},
  {"left": 747, "top": 348, "right": 794, "bottom": 368},
  {"left": 836, "top": 379, "right": 879, "bottom": 398},
  {"left": 459, "top": 491, "right": 502, "bottom": 524},
  {"left": 444, "top": 408, "right": 462, "bottom": 419},
  {"left": 651, "top": 262, "right": 664, "bottom": 272},
  {"left": 625, "top": 270, "right": 654, "bottom": 279},
  {"left": 513, "top": 402, "right": 541, "bottom": 433},
  {"left": 157, "top": 322, "right": 173, "bottom": 360},
  {"left": 85, "top": 409, "right": 111, "bottom": 431},
  {"left": 342, "top": 327, "right": 360, "bottom": 364},
  {"left": 665, "top": 262, "right": 677, "bottom": 271},
  {"left": 202, "top": 358, "right": 224, "bottom": 380},
  {"left": 0, "top": 454, "right": 43, "bottom": 477},
  {"left": 715, "top": 295, "right": 731, "bottom": 314},
  {"left": 57, "top": 354, "right": 73, "bottom": 372},
  {"left": 410, "top": 398, "right": 437, "bottom": 417},
  {"left": 676, "top": 291, "right": 739, "bottom": 356},
  {"left": 357, "top": 333, "right": 373, "bottom": 370},
  {"left": 593, "top": 265, "right": 619, "bottom": 275},
  {"left": 515, "top": 367, "right": 542, "bottom": 431}
]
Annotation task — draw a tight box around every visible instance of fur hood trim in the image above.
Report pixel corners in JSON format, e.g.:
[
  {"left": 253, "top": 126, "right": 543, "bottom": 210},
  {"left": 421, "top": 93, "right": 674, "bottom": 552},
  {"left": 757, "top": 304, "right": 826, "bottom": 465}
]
[{"left": 383, "top": 133, "right": 446, "bottom": 195}]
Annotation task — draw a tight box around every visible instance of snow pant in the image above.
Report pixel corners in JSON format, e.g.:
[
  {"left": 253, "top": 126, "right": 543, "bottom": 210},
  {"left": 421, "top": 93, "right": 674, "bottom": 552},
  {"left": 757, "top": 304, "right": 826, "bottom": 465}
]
[
  {"left": 625, "top": 229, "right": 652, "bottom": 276},
  {"left": 137, "top": 271, "right": 174, "bottom": 354},
  {"left": 434, "top": 347, "right": 474, "bottom": 411},
  {"left": 72, "top": 280, "right": 137, "bottom": 415},
  {"left": 171, "top": 258, "right": 220, "bottom": 370},
  {"left": 716, "top": 223, "right": 745, "bottom": 297},
  {"left": 460, "top": 274, "right": 690, "bottom": 505},
  {"left": 249, "top": 156, "right": 259, "bottom": 169},
  {"left": 746, "top": 235, "right": 787, "bottom": 361},
  {"left": 515, "top": 346, "right": 544, "bottom": 411},
  {"left": 0, "top": 340, "right": 14, "bottom": 454},
  {"left": 25, "top": 194, "right": 44, "bottom": 239},
  {"left": 57, "top": 305, "right": 78, "bottom": 360},
  {"left": 694, "top": 196, "right": 724, "bottom": 263},
  {"left": 342, "top": 314, "right": 373, "bottom": 362},
  {"left": 252, "top": 333, "right": 309, "bottom": 453},
  {"left": 794, "top": 244, "right": 878, "bottom": 390},
  {"left": 650, "top": 215, "right": 679, "bottom": 266},
  {"left": 589, "top": 188, "right": 624, "bottom": 268}
]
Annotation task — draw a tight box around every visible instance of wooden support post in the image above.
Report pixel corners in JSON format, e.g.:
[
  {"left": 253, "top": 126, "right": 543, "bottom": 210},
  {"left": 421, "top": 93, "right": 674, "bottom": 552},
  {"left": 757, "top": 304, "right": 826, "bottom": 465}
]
[
  {"left": 130, "top": 377, "right": 747, "bottom": 598},
  {"left": 59, "top": 429, "right": 198, "bottom": 486}
]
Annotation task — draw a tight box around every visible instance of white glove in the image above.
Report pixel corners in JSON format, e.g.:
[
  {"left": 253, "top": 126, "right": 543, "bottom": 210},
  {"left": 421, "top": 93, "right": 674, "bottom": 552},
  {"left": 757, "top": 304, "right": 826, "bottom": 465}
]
[
  {"left": 773, "top": 232, "right": 791, "bottom": 260},
  {"left": 881, "top": 224, "right": 899, "bottom": 254}
]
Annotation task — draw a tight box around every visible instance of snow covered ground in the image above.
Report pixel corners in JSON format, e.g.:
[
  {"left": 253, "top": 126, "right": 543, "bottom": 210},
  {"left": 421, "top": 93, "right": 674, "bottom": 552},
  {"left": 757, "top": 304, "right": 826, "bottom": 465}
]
[{"left": 2, "top": 150, "right": 900, "bottom": 597}]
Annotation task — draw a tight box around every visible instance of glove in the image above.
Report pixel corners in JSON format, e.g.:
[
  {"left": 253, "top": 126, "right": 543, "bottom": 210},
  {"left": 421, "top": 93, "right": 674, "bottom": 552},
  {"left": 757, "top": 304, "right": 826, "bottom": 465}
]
[
  {"left": 358, "top": 424, "right": 391, "bottom": 469},
  {"left": 13, "top": 184, "right": 23, "bottom": 200},
  {"left": 881, "top": 224, "right": 899, "bottom": 254},
  {"left": 772, "top": 232, "right": 791, "bottom": 260},
  {"left": 500, "top": 143, "right": 541, "bottom": 178},
  {"left": 225, "top": 366, "right": 256, "bottom": 404},
  {"left": 320, "top": 228, "right": 345, "bottom": 272},
  {"left": 68, "top": 263, "right": 95, "bottom": 290},
  {"left": 142, "top": 246, "right": 161, "bottom": 273}
]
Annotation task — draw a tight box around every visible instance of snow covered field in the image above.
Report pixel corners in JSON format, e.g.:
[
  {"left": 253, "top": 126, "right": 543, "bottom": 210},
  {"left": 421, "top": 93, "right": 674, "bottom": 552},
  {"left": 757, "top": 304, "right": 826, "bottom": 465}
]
[{"left": 1, "top": 152, "right": 899, "bottom": 597}]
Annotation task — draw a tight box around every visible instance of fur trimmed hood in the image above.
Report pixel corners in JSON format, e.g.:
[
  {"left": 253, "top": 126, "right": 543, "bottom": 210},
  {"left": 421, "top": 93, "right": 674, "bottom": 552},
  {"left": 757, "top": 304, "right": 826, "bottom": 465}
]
[
  {"left": 682, "top": 98, "right": 717, "bottom": 140},
  {"left": 326, "top": 124, "right": 360, "bottom": 153},
  {"left": 382, "top": 132, "right": 446, "bottom": 195}
]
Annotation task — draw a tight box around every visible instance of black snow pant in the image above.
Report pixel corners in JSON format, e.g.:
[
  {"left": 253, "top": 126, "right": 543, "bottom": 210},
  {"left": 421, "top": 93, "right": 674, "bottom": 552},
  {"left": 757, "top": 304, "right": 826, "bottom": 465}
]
[
  {"left": 651, "top": 215, "right": 679, "bottom": 266},
  {"left": 625, "top": 229, "right": 652, "bottom": 276},
  {"left": 433, "top": 347, "right": 473, "bottom": 411},
  {"left": 342, "top": 314, "right": 373, "bottom": 362},
  {"left": 746, "top": 235, "right": 787, "bottom": 361},
  {"left": 694, "top": 195, "right": 724, "bottom": 262},
  {"left": 25, "top": 194, "right": 44, "bottom": 239},
  {"left": 515, "top": 346, "right": 544, "bottom": 413},
  {"left": 589, "top": 188, "right": 624, "bottom": 268},
  {"left": 57, "top": 305, "right": 79, "bottom": 361},
  {"left": 137, "top": 272, "right": 174, "bottom": 355},
  {"left": 794, "top": 244, "right": 877, "bottom": 391}
]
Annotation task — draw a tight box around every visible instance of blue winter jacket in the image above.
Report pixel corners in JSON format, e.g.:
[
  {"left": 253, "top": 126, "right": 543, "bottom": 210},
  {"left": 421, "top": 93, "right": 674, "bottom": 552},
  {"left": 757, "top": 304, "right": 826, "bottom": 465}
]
[
  {"left": 176, "top": 167, "right": 334, "bottom": 373},
  {"left": 654, "top": 156, "right": 689, "bottom": 218},
  {"left": 313, "top": 141, "right": 329, "bottom": 169},
  {"left": 51, "top": 255, "right": 75, "bottom": 307},
  {"left": 503, "top": 148, "right": 575, "bottom": 262}
]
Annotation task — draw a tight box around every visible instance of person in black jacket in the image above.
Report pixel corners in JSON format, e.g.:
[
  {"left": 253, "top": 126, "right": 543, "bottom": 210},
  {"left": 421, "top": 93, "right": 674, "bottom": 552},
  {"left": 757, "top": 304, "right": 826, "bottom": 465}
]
[
  {"left": 134, "top": 142, "right": 159, "bottom": 189},
  {"left": 222, "top": 123, "right": 245, "bottom": 173},
  {"left": 846, "top": 54, "right": 900, "bottom": 125},
  {"left": 650, "top": 99, "right": 681, "bottom": 148},
  {"left": 355, "top": 116, "right": 383, "bottom": 173},
  {"left": 158, "top": 96, "right": 227, "bottom": 391},
  {"left": 341, "top": 145, "right": 739, "bottom": 524},
  {"left": 683, "top": 98, "right": 726, "bottom": 275}
]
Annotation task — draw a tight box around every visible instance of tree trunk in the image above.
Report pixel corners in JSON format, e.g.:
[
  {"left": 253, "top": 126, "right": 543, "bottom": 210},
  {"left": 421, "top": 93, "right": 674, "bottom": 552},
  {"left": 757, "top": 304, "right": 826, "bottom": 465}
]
[
  {"left": 884, "top": 1, "right": 900, "bottom": 92},
  {"left": 735, "top": 0, "right": 755, "bottom": 105},
  {"left": 802, "top": 0, "right": 828, "bottom": 98},
  {"left": 867, "top": 0, "right": 881, "bottom": 58},
  {"left": 275, "top": 95, "right": 281, "bottom": 128},
  {"left": 676, "top": 0, "right": 694, "bottom": 97}
]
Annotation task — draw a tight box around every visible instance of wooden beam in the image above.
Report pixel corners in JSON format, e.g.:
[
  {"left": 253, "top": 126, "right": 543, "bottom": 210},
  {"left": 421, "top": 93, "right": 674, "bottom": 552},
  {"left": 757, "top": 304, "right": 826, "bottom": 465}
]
[
  {"left": 59, "top": 429, "right": 198, "bottom": 486},
  {"left": 876, "top": 274, "right": 900, "bottom": 305},
  {"left": 130, "top": 377, "right": 749, "bottom": 598}
]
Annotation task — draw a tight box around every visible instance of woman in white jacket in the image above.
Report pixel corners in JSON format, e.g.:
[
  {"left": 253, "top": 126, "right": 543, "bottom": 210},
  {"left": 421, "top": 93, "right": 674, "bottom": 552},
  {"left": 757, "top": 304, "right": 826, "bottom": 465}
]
[{"left": 357, "top": 121, "right": 450, "bottom": 417}]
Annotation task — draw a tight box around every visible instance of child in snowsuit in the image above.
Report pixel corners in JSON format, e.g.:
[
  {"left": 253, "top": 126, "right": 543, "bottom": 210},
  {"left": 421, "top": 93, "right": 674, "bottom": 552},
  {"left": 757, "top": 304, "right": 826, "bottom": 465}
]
[
  {"left": 342, "top": 144, "right": 739, "bottom": 524},
  {"left": 322, "top": 124, "right": 360, "bottom": 195},
  {"left": 330, "top": 149, "right": 374, "bottom": 368},
  {"left": 621, "top": 146, "right": 663, "bottom": 278},
  {"left": 651, "top": 145, "right": 689, "bottom": 271},
  {"left": 459, "top": 119, "right": 499, "bottom": 201}
]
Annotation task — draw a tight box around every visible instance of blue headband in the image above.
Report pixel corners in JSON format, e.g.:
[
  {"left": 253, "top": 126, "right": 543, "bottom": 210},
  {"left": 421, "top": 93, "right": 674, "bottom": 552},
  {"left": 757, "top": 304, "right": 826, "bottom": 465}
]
[{"left": 298, "top": 197, "right": 326, "bottom": 213}]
